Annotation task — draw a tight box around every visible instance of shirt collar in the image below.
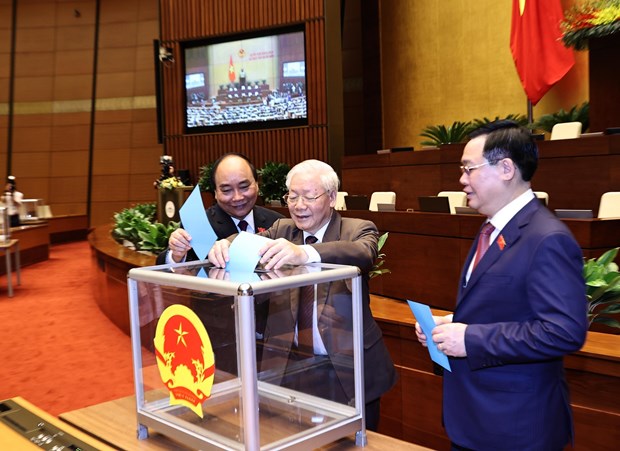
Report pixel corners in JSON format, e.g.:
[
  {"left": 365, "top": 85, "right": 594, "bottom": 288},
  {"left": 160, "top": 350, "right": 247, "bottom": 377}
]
[
  {"left": 488, "top": 189, "right": 535, "bottom": 234},
  {"left": 303, "top": 219, "right": 330, "bottom": 243},
  {"left": 232, "top": 211, "right": 255, "bottom": 233}
]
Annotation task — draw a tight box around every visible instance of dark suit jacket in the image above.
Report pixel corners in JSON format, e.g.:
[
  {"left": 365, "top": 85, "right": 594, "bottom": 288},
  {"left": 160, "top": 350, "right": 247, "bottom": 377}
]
[
  {"left": 155, "top": 203, "right": 283, "bottom": 264},
  {"left": 444, "top": 199, "right": 588, "bottom": 450},
  {"left": 259, "top": 212, "right": 397, "bottom": 403}
]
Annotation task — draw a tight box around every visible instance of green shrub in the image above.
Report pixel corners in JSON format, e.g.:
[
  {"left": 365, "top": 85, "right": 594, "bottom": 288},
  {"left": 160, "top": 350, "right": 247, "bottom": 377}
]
[{"left": 112, "top": 203, "right": 178, "bottom": 254}]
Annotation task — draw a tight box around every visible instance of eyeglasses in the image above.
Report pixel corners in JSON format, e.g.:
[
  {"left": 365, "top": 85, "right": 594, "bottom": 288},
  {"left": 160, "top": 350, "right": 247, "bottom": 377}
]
[
  {"left": 459, "top": 161, "right": 490, "bottom": 175},
  {"left": 283, "top": 192, "right": 328, "bottom": 205}
]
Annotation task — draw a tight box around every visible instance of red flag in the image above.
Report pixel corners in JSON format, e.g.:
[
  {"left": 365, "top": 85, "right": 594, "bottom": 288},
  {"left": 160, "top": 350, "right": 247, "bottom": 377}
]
[
  {"left": 510, "top": 0, "right": 574, "bottom": 105},
  {"left": 228, "top": 55, "right": 235, "bottom": 83}
]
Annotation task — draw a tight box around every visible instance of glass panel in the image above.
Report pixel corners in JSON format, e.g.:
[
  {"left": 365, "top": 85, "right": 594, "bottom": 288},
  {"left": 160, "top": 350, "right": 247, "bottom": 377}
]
[{"left": 129, "top": 263, "right": 362, "bottom": 449}]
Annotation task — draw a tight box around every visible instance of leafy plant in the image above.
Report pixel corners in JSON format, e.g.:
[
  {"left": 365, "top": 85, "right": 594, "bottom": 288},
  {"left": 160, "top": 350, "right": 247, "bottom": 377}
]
[
  {"left": 259, "top": 161, "right": 290, "bottom": 203},
  {"left": 533, "top": 102, "right": 590, "bottom": 133},
  {"left": 369, "top": 232, "right": 391, "bottom": 279},
  {"left": 138, "top": 221, "right": 179, "bottom": 253},
  {"left": 198, "top": 162, "right": 215, "bottom": 193},
  {"left": 420, "top": 121, "right": 472, "bottom": 146},
  {"left": 470, "top": 114, "right": 529, "bottom": 129},
  {"left": 112, "top": 203, "right": 178, "bottom": 254},
  {"left": 583, "top": 247, "right": 620, "bottom": 329}
]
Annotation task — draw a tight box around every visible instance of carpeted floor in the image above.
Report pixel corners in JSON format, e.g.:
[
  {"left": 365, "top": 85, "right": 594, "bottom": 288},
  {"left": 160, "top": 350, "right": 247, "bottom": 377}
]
[{"left": 0, "top": 240, "right": 135, "bottom": 417}]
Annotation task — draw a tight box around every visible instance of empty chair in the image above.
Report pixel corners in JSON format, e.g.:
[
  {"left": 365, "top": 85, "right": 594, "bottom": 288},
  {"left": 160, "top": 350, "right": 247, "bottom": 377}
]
[
  {"left": 437, "top": 191, "right": 467, "bottom": 214},
  {"left": 534, "top": 191, "right": 549, "bottom": 206},
  {"left": 598, "top": 192, "right": 620, "bottom": 218},
  {"left": 335, "top": 191, "right": 348, "bottom": 211},
  {"left": 369, "top": 191, "right": 396, "bottom": 211},
  {"left": 550, "top": 122, "right": 582, "bottom": 140}
]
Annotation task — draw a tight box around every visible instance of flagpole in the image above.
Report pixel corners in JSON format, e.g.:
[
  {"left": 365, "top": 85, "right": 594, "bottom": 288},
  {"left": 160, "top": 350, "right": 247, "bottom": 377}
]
[{"left": 527, "top": 99, "right": 533, "bottom": 126}]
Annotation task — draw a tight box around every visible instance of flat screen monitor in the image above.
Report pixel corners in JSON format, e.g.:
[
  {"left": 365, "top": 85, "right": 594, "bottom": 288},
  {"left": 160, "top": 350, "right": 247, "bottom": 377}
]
[
  {"left": 554, "top": 209, "right": 594, "bottom": 219},
  {"left": 181, "top": 24, "right": 308, "bottom": 134},
  {"left": 344, "top": 195, "right": 370, "bottom": 210},
  {"left": 418, "top": 196, "right": 451, "bottom": 214}
]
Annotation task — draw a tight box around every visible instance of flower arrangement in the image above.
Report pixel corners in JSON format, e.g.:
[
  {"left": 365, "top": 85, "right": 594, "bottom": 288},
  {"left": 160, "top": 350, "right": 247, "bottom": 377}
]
[
  {"left": 158, "top": 176, "right": 185, "bottom": 190},
  {"left": 561, "top": 0, "right": 620, "bottom": 50}
]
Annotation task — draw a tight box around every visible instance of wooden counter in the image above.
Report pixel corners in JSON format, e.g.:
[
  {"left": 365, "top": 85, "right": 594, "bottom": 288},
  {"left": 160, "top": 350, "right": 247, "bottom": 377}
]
[
  {"left": 88, "top": 225, "right": 155, "bottom": 334},
  {"left": 60, "top": 395, "right": 430, "bottom": 450},
  {"left": 88, "top": 224, "right": 620, "bottom": 450},
  {"left": 341, "top": 134, "right": 620, "bottom": 214},
  {"left": 369, "top": 295, "right": 620, "bottom": 451}
]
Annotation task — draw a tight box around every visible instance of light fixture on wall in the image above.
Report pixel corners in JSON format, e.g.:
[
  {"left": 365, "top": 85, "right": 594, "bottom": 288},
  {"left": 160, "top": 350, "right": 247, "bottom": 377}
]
[{"left": 158, "top": 46, "right": 174, "bottom": 63}]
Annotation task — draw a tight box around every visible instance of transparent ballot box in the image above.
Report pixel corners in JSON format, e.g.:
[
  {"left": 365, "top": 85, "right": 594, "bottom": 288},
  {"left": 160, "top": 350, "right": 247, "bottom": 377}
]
[{"left": 127, "top": 260, "right": 367, "bottom": 450}]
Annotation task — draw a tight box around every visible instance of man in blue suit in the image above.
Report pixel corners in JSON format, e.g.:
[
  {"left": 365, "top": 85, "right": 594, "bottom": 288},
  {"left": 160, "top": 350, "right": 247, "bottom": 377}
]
[{"left": 416, "top": 121, "right": 588, "bottom": 450}]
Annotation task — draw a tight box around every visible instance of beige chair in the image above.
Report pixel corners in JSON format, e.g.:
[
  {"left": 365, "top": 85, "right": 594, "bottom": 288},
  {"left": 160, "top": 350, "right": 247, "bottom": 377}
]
[
  {"left": 534, "top": 191, "right": 549, "bottom": 206},
  {"left": 369, "top": 191, "right": 396, "bottom": 211},
  {"left": 37, "top": 205, "right": 53, "bottom": 218},
  {"left": 550, "top": 122, "right": 582, "bottom": 140},
  {"left": 335, "top": 191, "right": 348, "bottom": 211},
  {"left": 598, "top": 192, "right": 620, "bottom": 218},
  {"left": 438, "top": 191, "right": 467, "bottom": 214}
]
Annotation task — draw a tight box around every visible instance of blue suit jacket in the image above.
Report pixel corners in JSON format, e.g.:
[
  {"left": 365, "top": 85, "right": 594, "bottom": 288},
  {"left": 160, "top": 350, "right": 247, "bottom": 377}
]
[{"left": 444, "top": 199, "right": 588, "bottom": 450}]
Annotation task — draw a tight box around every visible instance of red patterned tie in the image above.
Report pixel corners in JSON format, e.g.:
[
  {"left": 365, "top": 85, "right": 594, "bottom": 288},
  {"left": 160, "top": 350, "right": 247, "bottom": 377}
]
[
  {"left": 238, "top": 220, "right": 248, "bottom": 232},
  {"left": 298, "top": 235, "right": 318, "bottom": 352},
  {"left": 472, "top": 222, "right": 495, "bottom": 270}
]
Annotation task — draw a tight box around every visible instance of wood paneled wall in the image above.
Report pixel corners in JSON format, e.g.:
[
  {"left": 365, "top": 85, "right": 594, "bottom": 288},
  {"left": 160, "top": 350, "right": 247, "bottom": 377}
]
[
  {"left": 0, "top": 0, "right": 164, "bottom": 228},
  {"left": 158, "top": 0, "right": 333, "bottom": 181}
]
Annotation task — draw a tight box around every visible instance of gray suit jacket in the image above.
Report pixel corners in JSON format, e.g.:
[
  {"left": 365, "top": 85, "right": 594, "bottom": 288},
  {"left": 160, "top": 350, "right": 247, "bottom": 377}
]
[{"left": 259, "top": 212, "right": 397, "bottom": 403}]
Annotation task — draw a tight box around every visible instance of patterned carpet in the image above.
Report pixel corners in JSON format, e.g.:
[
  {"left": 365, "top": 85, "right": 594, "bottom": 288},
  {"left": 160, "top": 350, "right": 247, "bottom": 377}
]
[{"left": 0, "top": 240, "right": 135, "bottom": 416}]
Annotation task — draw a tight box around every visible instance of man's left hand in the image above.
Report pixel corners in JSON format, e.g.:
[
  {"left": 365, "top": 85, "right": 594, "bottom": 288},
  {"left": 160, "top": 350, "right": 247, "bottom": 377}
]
[
  {"left": 432, "top": 322, "right": 468, "bottom": 357},
  {"left": 259, "top": 238, "right": 309, "bottom": 270}
]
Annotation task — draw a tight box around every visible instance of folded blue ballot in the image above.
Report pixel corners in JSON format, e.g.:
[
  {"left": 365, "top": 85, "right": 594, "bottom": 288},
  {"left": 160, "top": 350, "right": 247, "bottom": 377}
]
[
  {"left": 179, "top": 185, "right": 218, "bottom": 260},
  {"left": 407, "top": 300, "right": 451, "bottom": 372}
]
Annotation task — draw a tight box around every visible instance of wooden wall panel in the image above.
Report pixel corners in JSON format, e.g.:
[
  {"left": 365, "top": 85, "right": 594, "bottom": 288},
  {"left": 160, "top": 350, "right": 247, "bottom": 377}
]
[{"left": 158, "top": 0, "right": 331, "bottom": 183}]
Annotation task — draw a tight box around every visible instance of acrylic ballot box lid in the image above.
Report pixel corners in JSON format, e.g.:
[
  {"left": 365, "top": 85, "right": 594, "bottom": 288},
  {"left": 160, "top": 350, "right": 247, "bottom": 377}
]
[{"left": 127, "top": 261, "right": 367, "bottom": 450}]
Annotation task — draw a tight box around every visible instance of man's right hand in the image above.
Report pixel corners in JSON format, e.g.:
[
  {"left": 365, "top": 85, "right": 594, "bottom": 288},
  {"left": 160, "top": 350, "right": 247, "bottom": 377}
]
[
  {"left": 208, "top": 239, "right": 231, "bottom": 268},
  {"left": 168, "top": 228, "right": 192, "bottom": 263},
  {"left": 415, "top": 314, "right": 453, "bottom": 347}
]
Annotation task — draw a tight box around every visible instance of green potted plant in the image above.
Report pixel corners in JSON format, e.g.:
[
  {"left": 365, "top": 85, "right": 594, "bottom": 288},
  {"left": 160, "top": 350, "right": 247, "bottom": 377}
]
[
  {"left": 369, "top": 232, "right": 391, "bottom": 279},
  {"left": 198, "top": 162, "right": 215, "bottom": 193},
  {"left": 112, "top": 203, "right": 178, "bottom": 254},
  {"left": 470, "top": 114, "right": 529, "bottom": 129},
  {"left": 197, "top": 161, "right": 216, "bottom": 208},
  {"left": 420, "top": 121, "right": 472, "bottom": 147},
  {"left": 259, "top": 161, "right": 290, "bottom": 206},
  {"left": 532, "top": 102, "right": 589, "bottom": 133},
  {"left": 584, "top": 247, "right": 620, "bottom": 330}
]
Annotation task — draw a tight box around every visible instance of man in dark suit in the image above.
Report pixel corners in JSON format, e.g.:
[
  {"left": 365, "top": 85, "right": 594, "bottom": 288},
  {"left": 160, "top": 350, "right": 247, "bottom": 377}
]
[
  {"left": 209, "top": 159, "right": 397, "bottom": 431},
  {"left": 155, "top": 153, "right": 283, "bottom": 375},
  {"left": 416, "top": 121, "right": 588, "bottom": 450},
  {"left": 156, "top": 152, "right": 283, "bottom": 264}
]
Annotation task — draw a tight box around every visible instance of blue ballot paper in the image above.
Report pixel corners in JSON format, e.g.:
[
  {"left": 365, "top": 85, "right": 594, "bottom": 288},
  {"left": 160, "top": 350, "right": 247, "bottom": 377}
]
[
  {"left": 407, "top": 300, "right": 451, "bottom": 372},
  {"left": 227, "top": 231, "right": 273, "bottom": 273},
  {"left": 179, "top": 185, "right": 218, "bottom": 260}
]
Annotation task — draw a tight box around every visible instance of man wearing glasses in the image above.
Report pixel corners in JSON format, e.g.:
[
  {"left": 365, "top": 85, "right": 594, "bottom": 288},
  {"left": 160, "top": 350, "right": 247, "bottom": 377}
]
[
  {"left": 416, "top": 121, "right": 588, "bottom": 450},
  {"left": 209, "top": 159, "right": 397, "bottom": 431}
]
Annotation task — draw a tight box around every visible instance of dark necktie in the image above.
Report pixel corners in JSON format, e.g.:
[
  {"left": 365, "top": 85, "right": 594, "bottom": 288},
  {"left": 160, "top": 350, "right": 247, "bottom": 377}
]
[
  {"left": 298, "top": 235, "right": 318, "bottom": 352},
  {"left": 238, "top": 220, "right": 249, "bottom": 232},
  {"left": 472, "top": 222, "right": 495, "bottom": 270}
]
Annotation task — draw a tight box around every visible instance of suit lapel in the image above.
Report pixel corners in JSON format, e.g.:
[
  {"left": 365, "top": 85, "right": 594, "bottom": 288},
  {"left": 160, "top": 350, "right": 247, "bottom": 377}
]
[{"left": 458, "top": 199, "right": 539, "bottom": 303}]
